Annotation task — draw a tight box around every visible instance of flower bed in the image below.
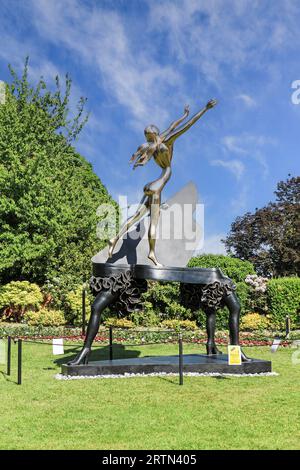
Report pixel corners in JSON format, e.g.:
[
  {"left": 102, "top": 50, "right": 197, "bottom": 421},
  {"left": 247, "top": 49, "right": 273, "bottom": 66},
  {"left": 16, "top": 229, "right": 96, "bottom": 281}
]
[{"left": 1, "top": 322, "right": 298, "bottom": 347}]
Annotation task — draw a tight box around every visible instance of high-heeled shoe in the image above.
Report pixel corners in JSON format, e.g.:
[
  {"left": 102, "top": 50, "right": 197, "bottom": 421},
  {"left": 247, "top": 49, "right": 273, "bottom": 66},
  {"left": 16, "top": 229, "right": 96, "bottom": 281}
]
[
  {"left": 241, "top": 349, "right": 253, "bottom": 362},
  {"left": 206, "top": 343, "right": 222, "bottom": 355},
  {"left": 67, "top": 347, "right": 91, "bottom": 366}
]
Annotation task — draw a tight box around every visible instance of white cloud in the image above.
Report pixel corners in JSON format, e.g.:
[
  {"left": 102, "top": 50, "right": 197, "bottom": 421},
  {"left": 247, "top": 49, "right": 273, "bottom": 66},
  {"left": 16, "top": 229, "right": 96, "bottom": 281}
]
[
  {"left": 28, "top": 0, "right": 181, "bottom": 128},
  {"left": 211, "top": 159, "right": 245, "bottom": 180},
  {"left": 236, "top": 94, "right": 257, "bottom": 108},
  {"left": 221, "top": 133, "right": 276, "bottom": 177},
  {"left": 222, "top": 136, "right": 248, "bottom": 155},
  {"left": 148, "top": 0, "right": 300, "bottom": 85}
]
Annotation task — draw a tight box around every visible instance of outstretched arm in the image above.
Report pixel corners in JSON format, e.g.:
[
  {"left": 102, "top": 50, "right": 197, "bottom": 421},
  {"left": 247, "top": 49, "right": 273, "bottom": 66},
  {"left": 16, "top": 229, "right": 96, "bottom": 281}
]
[
  {"left": 160, "top": 105, "right": 190, "bottom": 139},
  {"left": 129, "top": 144, "right": 156, "bottom": 169},
  {"left": 129, "top": 144, "right": 146, "bottom": 164},
  {"left": 164, "top": 99, "right": 217, "bottom": 145}
]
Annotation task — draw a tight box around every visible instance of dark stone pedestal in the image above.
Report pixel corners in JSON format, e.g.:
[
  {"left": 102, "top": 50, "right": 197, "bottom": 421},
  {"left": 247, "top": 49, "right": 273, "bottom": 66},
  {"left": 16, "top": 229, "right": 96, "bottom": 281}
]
[{"left": 62, "top": 354, "right": 272, "bottom": 377}]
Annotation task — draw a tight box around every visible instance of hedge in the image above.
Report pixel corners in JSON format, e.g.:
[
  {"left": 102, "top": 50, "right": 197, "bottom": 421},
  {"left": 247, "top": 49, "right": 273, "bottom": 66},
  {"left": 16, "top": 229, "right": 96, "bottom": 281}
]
[
  {"left": 188, "top": 254, "right": 255, "bottom": 283},
  {"left": 267, "top": 277, "right": 300, "bottom": 328}
]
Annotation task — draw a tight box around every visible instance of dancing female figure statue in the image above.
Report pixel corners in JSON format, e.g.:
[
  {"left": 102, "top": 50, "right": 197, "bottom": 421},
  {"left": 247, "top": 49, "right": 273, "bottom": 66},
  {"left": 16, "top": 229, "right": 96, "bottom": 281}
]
[{"left": 108, "top": 99, "right": 217, "bottom": 266}]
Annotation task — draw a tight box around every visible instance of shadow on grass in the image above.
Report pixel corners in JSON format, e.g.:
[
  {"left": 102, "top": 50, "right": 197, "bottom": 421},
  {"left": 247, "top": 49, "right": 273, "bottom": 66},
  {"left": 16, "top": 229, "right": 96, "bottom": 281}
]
[{"left": 0, "top": 370, "right": 18, "bottom": 385}]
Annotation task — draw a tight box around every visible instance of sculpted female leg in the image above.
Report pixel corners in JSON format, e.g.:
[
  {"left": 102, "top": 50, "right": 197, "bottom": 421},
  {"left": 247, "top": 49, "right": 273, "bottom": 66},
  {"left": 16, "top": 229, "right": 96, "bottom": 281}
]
[
  {"left": 205, "top": 307, "right": 222, "bottom": 355},
  {"left": 223, "top": 292, "right": 251, "bottom": 362},
  {"left": 108, "top": 195, "right": 149, "bottom": 258},
  {"left": 148, "top": 193, "right": 162, "bottom": 266},
  {"left": 68, "top": 290, "right": 119, "bottom": 365}
]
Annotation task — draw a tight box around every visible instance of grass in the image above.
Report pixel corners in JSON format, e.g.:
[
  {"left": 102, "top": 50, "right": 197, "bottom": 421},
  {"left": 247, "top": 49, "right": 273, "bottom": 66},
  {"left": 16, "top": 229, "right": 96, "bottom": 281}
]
[{"left": 0, "top": 341, "right": 299, "bottom": 450}]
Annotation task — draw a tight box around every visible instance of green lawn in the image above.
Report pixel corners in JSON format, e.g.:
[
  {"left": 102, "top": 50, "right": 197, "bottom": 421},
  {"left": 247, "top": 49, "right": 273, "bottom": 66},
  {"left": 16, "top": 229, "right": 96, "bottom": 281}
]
[{"left": 0, "top": 341, "right": 299, "bottom": 450}]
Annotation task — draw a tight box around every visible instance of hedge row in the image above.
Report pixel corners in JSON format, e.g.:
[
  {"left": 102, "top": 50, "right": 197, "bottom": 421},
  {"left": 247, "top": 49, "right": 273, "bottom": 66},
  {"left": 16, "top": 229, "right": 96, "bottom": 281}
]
[{"left": 267, "top": 277, "right": 300, "bottom": 328}]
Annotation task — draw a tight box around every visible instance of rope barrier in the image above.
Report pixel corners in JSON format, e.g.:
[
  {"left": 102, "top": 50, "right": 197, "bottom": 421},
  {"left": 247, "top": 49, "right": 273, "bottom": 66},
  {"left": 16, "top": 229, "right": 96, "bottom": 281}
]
[{"left": 11, "top": 338, "right": 180, "bottom": 348}]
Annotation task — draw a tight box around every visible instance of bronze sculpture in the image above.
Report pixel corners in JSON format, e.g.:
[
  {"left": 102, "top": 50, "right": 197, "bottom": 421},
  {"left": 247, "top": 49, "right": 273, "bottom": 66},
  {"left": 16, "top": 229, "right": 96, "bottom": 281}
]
[
  {"left": 63, "top": 97, "right": 272, "bottom": 374},
  {"left": 108, "top": 99, "right": 217, "bottom": 266}
]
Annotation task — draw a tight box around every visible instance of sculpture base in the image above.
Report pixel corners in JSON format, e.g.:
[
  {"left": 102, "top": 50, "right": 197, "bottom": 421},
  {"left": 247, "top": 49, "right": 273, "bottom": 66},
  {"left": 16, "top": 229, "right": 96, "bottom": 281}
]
[{"left": 62, "top": 354, "right": 272, "bottom": 377}]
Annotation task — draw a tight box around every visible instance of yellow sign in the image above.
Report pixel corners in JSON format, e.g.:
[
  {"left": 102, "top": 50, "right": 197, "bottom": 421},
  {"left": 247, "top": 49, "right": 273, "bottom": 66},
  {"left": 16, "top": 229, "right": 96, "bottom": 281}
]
[{"left": 228, "top": 345, "right": 242, "bottom": 365}]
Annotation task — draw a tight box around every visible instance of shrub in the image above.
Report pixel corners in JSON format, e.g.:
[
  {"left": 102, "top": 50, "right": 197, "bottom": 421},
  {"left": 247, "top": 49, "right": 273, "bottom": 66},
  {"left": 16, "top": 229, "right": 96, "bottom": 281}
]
[
  {"left": 141, "top": 281, "right": 191, "bottom": 321},
  {"left": 64, "top": 285, "right": 91, "bottom": 326},
  {"left": 129, "top": 308, "right": 159, "bottom": 327},
  {"left": 244, "top": 274, "right": 269, "bottom": 314},
  {"left": 267, "top": 277, "right": 300, "bottom": 328},
  {"left": 245, "top": 274, "right": 268, "bottom": 293},
  {"left": 104, "top": 318, "right": 135, "bottom": 329},
  {"left": 43, "top": 278, "right": 92, "bottom": 326},
  {"left": 24, "top": 308, "right": 66, "bottom": 326},
  {"left": 43, "top": 276, "right": 83, "bottom": 308},
  {"left": 0, "top": 281, "right": 43, "bottom": 322},
  {"left": 188, "top": 254, "right": 255, "bottom": 283},
  {"left": 161, "top": 319, "right": 198, "bottom": 331},
  {"left": 240, "top": 313, "right": 270, "bottom": 331}
]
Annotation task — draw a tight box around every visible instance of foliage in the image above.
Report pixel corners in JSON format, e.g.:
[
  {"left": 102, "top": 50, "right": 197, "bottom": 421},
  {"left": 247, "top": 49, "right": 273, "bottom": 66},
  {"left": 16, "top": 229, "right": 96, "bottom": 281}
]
[
  {"left": 240, "top": 313, "right": 270, "bottom": 331},
  {"left": 224, "top": 176, "right": 300, "bottom": 276},
  {"left": 267, "top": 277, "right": 300, "bottom": 328},
  {"left": 129, "top": 308, "right": 160, "bottom": 327},
  {"left": 160, "top": 319, "right": 198, "bottom": 331},
  {"left": 64, "top": 285, "right": 91, "bottom": 326},
  {"left": 104, "top": 318, "right": 135, "bottom": 329},
  {"left": 0, "top": 59, "right": 117, "bottom": 285},
  {"left": 0, "top": 321, "right": 299, "bottom": 342},
  {"left": 0, "top": 281, "right": 43, "bottom": 321},
  {"left": 187, "top": 254, "right": 255, "bottom": 283},
  {"left": 0, "top": 322, "right": 82, "bottom": 338},
  {"left": 235, "top": 281, "right": 252, "bottom": 315},
  {"left": 24, "top": 308, "right": 66, "bottom": 326},
  {"left": 141, "top": 281, "right": 192, "bottom": 321}
]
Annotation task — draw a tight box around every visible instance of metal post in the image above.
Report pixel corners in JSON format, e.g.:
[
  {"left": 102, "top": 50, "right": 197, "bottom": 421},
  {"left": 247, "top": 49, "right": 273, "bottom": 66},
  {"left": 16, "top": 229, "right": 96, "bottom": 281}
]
[
  {"left": 178, "top": 333, "right": 183, "bottom": 386},
  {"left": 17, "top": 339, "right": 22, "bottom": 385},
  {"left": 82, "top": 287, "right": 86, "bottom": 336},
  {"left": 7, "top": 336, "right": 11, "bottom": 376},
  {"left": 109, "top": 326, "right": 113, "bottom": 361},
  {"left": 285, "top": 315, "right": 291, "bottom": 338}
]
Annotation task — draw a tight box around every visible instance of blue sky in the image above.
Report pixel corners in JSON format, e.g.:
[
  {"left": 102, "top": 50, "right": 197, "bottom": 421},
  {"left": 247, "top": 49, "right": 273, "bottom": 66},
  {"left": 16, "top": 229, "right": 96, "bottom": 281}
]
[{"left": 0, "top": 0, "right": 299, "bottom": 253}]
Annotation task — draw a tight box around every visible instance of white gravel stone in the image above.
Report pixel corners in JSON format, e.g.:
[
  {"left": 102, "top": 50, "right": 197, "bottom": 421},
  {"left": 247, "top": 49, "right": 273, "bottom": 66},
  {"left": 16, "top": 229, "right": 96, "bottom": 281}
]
[{"left": 55, "top": 371, "right": 278, "bottom": 381}]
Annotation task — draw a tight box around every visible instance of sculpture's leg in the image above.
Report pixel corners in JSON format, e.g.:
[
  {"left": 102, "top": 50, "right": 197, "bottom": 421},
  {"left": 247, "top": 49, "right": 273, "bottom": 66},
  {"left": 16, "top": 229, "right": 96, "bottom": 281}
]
[
  {"left": 108, "top": 195, "right": 149, "bottom": 258},
  {"left": 67, "top": 290, "right": 118, "bottom": 365},
  {"left": 148, "top": 195, "right": 162, "bottom": 267},
  {"left": 223, "top": 292, "right": 252, "bottom": 362},
  {"left": 205, "top": 307, "right": 222, "bottom": 355}
]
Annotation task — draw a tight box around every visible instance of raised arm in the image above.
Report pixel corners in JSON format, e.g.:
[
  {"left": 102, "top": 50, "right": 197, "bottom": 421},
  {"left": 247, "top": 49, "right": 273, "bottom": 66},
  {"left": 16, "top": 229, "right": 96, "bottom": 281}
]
[
  {"left": 160, "top": 105, "right": 190, "bottom": 139},
  {"left": 164, "top": 99, "right": 217, "bottom": 145}
]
